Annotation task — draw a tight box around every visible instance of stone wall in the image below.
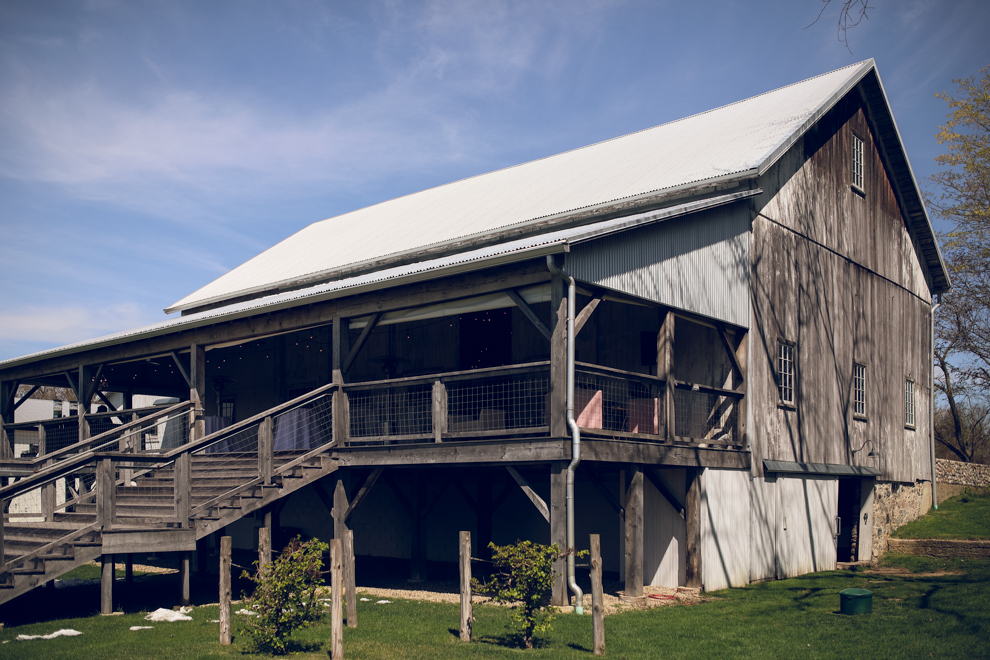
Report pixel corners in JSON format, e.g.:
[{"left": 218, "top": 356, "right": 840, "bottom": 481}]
[
  {"left": 935, "top": 459, "right": 990, "bottom": 487},
  {"left": 871, "top": 480, "right": 932, "bottom": 561}
]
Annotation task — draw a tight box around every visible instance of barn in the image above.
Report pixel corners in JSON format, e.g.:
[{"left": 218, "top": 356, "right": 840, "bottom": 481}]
[{"left": 0, "top": 58, "right": 949, "bottom": 611}]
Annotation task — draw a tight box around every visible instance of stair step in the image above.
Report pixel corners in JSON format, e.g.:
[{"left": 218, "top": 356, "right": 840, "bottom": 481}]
[
  {"left": 11, "top": 568, "right": 45, "bottom": 575},
  {"left": 39, "top": 555, "right": 76, "bottom": 561},
  {"left": 71, "top": 542, "right": 101, "bottom": 547}
]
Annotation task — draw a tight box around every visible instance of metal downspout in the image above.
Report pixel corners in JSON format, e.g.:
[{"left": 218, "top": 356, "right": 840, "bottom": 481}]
[
  {"left": 546, "top": 255, "right": 584, "bottom": 615},
  {"left": 930, "top": 296, "right": 940, "bottom": 510}
]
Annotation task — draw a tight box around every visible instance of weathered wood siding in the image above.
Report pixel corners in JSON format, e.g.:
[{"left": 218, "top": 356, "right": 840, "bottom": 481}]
[
  {"left": 774, "top": 476, "right": 838, "bottom": 578},
  {"left": 643, "top": 468, "right": 686, "bottom": 587},
  {"left": 751, "top": 90, "right": 933, "bottom": 483},
  {"left": 749, "top": 476, "right": 776, "bottom": 581}
]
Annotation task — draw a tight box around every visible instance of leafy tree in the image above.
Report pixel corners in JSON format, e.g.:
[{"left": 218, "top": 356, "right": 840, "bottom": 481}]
[
  {"left": 238, "top": 536, "right": 329, "bottom": 655},
  {"left": 472, "top": 540, "right": 583, "bottom": 650},
  {"left": 929, "top": 67, "right": 990, "bottom": 462}
]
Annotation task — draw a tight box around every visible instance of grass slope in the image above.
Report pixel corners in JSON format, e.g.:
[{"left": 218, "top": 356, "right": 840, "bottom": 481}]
[
  {"left": 893, "top": 488, "right": 990, "bottom": 540},
  {"left": 1, "top": 555, "right": 988, "bottom": 659}
]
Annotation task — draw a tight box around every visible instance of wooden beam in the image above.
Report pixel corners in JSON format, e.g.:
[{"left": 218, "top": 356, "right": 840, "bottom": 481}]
[
  {"left": 624, "top": 466, "right": 644, "bottom": 598},
  {"left": 588, "top": 470, "right": 624, "bottom": 518},
  {"left": 344, "top": 467, "right": 383, "bottom": 522},
  {"left": 94, "top": 390, "right": 117, "bottom": 412},
  {"left": 421, "top": 480, "right": 450, "bottom": 518},
  {"left": 63, "top": 370, "right": 80, "bottom": 400},
  {"left": 505, "top": 466, "right": 550, "bottom": 522},
  {"left": 11, "top": 385, "right": 39, "bottom": 412},
  {"left": 507, "top": 289, "right": 551, "bottom": 341},
  {"left": 715, "top": 323, "right": 745, "bottom": 383},
  {"left": 685, "top": 468, "right": 703, "bottom": 589},
  {"left": 645, "top": 469, "right": 684, "bottom": 518},
  {"left": 343, "top": 312, "right": 382, "bottom": 374},
  {"left": 574, "top": 293, "right": 605, "bottom": 337},
  {"left": 658, "top": 311, "right": 674, "bottom": 443},
  {"left": 311, "top": 480, "right": 335, "bottom": 515},
  {"left": 384, "top": 472, "right": 413, "bottom": 514},
  {"left": 549, "top": 276, "right": 567, "bottom": 437},
  {"left": 550, "top": 461, "right": 567, "bottom": 607},
  {"left": 170, "top": 351, "right": 193, "bottom": 388}
]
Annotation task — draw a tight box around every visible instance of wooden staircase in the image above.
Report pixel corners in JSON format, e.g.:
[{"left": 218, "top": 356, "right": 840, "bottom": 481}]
[{"left": 0, "top": 387, "right": 337, "bottom": 606}]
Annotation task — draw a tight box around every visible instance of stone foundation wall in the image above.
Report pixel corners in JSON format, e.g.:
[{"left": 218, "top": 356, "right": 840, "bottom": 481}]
[
  {"left": 935, "top": 459, "right": 990, "bottom": 487},
  {"left": 871, "top": 480, "right": 932, "bottom": 561}
]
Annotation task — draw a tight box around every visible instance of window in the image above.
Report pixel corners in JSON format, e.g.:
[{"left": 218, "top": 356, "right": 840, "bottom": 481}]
[
  {"left": 778, "top": 342, "right": 795, "bottom": 406},
  {"left": 853, "top": 363, "right": 866, "bottom": 418},
  {"left": 905, "top": 379, "right": 915, "bottom": 428},
  {"left": 852, "top": 134, "right": 865, "bottom": 191}
]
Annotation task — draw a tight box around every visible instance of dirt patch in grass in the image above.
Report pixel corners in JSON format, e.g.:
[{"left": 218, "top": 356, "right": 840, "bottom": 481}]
[{"left": 863, "top": 566, "right": 964, "bottom": 578}]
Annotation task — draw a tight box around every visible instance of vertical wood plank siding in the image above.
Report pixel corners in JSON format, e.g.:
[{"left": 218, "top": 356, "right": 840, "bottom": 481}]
[{"left": 564, "top": 204, "right": 751, "bottom": 328}]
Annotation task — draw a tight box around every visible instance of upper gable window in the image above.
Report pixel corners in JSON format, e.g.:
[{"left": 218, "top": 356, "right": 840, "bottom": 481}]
[
  {"left": 851, "top": 134, "right": 865, "bottom": 193},
  {"left": 853, "top": 362, "right": 867, "bottom": 419},
  {"left": 778, "top": 341, "right": 796, "bottom": 407}
]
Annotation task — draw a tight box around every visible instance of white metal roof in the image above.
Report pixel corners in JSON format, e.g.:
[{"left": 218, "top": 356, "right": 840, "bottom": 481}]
[{"left": 167, "top": 60, "right": 876, "bottom": 314}]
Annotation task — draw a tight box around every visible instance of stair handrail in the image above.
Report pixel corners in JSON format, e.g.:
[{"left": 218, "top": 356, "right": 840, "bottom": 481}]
[
  {"left": 0, "top": 521, "right": 101, "bottom": 574},
  {"left": 1, "top": 401, "right": 193, "bottom": 471}
]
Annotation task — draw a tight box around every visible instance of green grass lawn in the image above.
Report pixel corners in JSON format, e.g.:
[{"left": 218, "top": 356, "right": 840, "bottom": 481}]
[
  {"left": 893, "top": 488, "right": 990, "bottom": 540},
  {"left": 1, "top": 554, "right": 988, "bottom": 659}
]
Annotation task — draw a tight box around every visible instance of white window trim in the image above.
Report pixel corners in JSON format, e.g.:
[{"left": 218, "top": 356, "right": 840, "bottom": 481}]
[
  {"left": 853, "top": 362, "right": 867, "bottom": 419},
  {"left": 851, "top": 133, "right": 865, "bottom": 194},
  {"left": 905, "top": 379, "right": 915, "bottom": 429},
  {"left": 778, "top": 341, "right": 796, "bottom": 407}
]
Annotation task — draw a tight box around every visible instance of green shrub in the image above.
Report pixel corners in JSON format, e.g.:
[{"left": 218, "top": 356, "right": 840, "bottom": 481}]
[
  {"left": 472, "top": 540, "right": 584, "bottom": 649},
  {"left": 238, "top": 536, "right": 329, "bottom": 655}
]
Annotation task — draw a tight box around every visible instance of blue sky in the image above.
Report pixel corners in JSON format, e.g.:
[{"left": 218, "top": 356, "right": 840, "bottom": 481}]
[{"left": 1, "top": 0, "right": 988, "bottom": 362}]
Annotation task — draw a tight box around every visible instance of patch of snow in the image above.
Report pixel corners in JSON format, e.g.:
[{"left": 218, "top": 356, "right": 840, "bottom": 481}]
[
  {"left": 376, "top": 600, "right": 392, "bottom": 604},
  {"left": 360, "top": 598, "right": 371, "bottom": 602},
  {"left": 236, "top": 608, "right": 257, "bottom": 616},
  {"left": 144, "top": 608, "right": 192, "bottom": 622},
  {"left": 129, "top": 626, "right": 154, "bottom": 631},
  {"left": 16, "top": 629, "right": 83, "bottom": 640}
]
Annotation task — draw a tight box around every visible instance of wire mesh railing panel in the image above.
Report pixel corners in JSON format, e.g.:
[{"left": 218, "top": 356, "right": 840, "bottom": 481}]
[
  {"left": 349, "top": 385, "right": 432, "bottom": 439},
  {"left": 574, "top": 371, "right": 661, "bottom": 436},
  {"left": 446, "top": 375, "right": 549, "bottom": 434},
  {"left": 673, "top": 388, "right": 738, "bottom": 444},
  {"left": 272, "top": 394, "right": 333, "bottom": 452},
  {"left": 40, "top": 421, "right": 79, "bottom": 454}
]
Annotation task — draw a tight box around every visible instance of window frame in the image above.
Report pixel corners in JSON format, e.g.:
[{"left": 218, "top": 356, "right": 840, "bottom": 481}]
[
  {"left": 777, "top": 340, "right": 796, "bottom": 408},
  {"left": 851, "top": 132, "right": 865, "bottom": 195},
  {"left": 853, "top": 362, "right": 867, "bottom": 420},
  {"left": 905, "top": 379, "right": 915, "bottom": 429}
]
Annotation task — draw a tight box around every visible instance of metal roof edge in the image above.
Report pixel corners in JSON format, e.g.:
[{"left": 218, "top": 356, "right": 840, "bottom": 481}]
[
  {"left": 756, "top": 59, "right": 875, "bottom": 178},
  {"left": 763, "top": 459, "right": 881, "bottom": 477},
  {"left": 165, "top": 172, "right": 756, "bottom": 315},
  {"left": 0, "top": 242, "right": 568, "bottom": 374},
  {"left": 566, "top": 188, "right": 763, "bottom": 245}
]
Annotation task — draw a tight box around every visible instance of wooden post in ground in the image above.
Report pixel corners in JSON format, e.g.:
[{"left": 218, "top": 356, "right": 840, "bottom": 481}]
[
  {"left": 125, "top": 554, "right": 133, "bottom": 584},
  {"left": 258, "top": 416, "right": 273, "bottom": 485},
  {"left": 180, "top": 551, "right": 191, "bottom": 606},
  {"left": 685, "top": 468, "right": 703, "bottom": 589},
  {"left": 549, "top": 461, "right": 567, "bottom": 606},
  {"left": 220, "top": 536, "right": 232, "bottom": 646},
  {"left": 344, "top": 529, "right": 356, "bottom": 628},
  {"left": 590, "top": 534, "right": 605, "bottom": 656},
  {"left": 258, "top": 526, "right": 271, "bottom": 573},
  {"left": 624, "top": 465, "right": 643, "bottom": 598},
  {"left": 330, "top": 538, "right": 343, "bottom": 659},
  {"left": 459, "top": 531, "right": 472, "bottom": 642},
  {"left": 101, "top": 554, "right": 113, "bottom": 615}
]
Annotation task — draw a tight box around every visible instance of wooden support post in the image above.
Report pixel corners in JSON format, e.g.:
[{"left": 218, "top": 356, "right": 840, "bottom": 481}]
[
  {"left": 332, "top": 316, "right": 350, "bottom": 446},
  {"left": 97, "top": 457, "right": 114, "bottom": 530},
  {"left": 659, "top": 311, "right": 675, "bottom": 443},
  {"left": 344, "top": 529, "right": 356, "bottom": 628},
  {"left": 175, "top": 452, "right": 191, "bottom": 527},
  {"left": 431, "top": 380, "right": 447, "bottom": 442},
  {"left": 180, "top": 551, "right": 191, "bottom": 606},
  {"left": 101, "top": 554, "right": 113, "bottom": 615},
  {"left": 330, "top": 538, "right": 343, "bottom": 659},
  {"left": 734, "top": 331, "right": 748, "bottom": 448},
  {"left": 410, "top": 473, "right": 426, "bottom": 581},
  {"left": 590, "top": 534, "right": 605, "bottom": 656},
  {"left": 685, "top": 468, "right": 703, "bottom": 589},
  {"left": 550, "top": 461, "right": 567, "bottom": 606},
  {"left": 125, "top": 554, "right": 133, "bottom": 584},
  {"left": 459, "top": 530, "right": 472, "bottom": 642},
  {"left": 220, "top": 535, "right": 232, "bottom": 646},
  {"left": 0, "top": 380, "right": 13, "bottom": 460},
  {"left": 190, "top": 344, "right": 206, "bottom": 443},
  {"left": 333, "top": 476, "right": 349, "bottom": 549},
  {"left": 624, "top": 466, "right": 643, "bottom": 598},
  {"left": 258, "top": 526, "right": 271, "bottom": 573},
  {"left": 39, "top": 426, "right": 55, "bottom": 521},
  {"left": 259, "top": 416, "right": 273, "bottom": 484},
  {"left": 77, "top": 365, "right": 90, "bottom": 445},
  {"left": 549, "top": 276, "right": 567, "bottom": 437}
]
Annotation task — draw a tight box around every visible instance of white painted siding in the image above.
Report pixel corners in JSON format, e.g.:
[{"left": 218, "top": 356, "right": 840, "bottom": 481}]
[
  {"left": 644, "top": 469, "right": 686, "bottom": 587},
  {"left": 701, "top": 469, "right": 751, "bottom": 591},
  {"left": 775, "top": 476, "right": 838, "bottom": 577},
  {"left": 750, "top": 476, "right": 776, "bottom": 581},
  {"left": 565, "top": 205, "right": 751, "bottom": 327}
]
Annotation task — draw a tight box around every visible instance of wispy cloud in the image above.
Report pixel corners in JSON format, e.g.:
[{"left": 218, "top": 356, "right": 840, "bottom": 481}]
[{"left": 0, "top": 303, "right": 155, "bottom": 346}]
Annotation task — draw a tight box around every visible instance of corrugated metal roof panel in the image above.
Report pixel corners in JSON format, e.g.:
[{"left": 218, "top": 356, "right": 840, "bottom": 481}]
[{"left": 167, "top": 61, "right": 874, "bottom": 313}]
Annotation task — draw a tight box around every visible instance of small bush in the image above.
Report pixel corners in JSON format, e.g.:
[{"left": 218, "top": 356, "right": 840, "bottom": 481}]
[
  {"left": 238, "top": 536, "right": 329, "bottom": 655},
  {"left": 472, "top": 540, "right": 584, "bottom": 649}
]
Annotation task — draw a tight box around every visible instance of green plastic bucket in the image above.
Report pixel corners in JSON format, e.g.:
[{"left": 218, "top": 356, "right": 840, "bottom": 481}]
[{"left": 839, "top": 588, "right": 873, "bottom": 615}]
